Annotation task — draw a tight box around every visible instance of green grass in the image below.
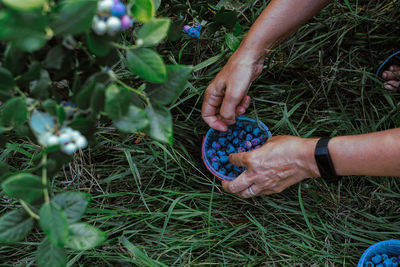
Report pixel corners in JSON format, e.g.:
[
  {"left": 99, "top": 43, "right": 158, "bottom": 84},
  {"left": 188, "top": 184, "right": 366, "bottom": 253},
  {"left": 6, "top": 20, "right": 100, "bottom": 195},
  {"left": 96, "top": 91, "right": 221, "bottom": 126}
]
[{"left": 1, "top": 0, "right": 400, "bottom": 266}]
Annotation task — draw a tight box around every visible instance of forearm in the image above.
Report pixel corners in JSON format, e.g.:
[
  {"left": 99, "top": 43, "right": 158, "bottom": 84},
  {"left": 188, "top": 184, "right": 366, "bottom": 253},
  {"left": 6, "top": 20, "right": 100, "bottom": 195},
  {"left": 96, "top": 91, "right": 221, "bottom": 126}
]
[{"left": 238, "top": 0, "right": 332, "bottom": 61}]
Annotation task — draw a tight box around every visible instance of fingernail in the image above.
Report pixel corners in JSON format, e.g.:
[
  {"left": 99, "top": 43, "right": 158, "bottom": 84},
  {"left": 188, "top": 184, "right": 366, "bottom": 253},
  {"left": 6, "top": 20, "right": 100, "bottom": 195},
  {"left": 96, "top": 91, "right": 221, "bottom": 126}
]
[
  {"left": 385, "top": 84, "right": 394, "bottom": 90},
  {"left": 390, "top": 65, "right": 394, "bottom": 71},
  {"left": 383, "top": 72, "right": 387, "bottom": 79}
]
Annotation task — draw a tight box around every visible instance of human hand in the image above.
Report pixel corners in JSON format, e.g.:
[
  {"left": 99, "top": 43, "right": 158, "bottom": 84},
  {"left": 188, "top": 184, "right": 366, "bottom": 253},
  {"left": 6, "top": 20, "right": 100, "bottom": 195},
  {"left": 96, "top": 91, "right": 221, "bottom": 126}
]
[
  {"left": 201, "top": 49, "right": 266, "bottom": 131},
  {"left": 222, "top": 136, "right": 320, "bottom": 198}
]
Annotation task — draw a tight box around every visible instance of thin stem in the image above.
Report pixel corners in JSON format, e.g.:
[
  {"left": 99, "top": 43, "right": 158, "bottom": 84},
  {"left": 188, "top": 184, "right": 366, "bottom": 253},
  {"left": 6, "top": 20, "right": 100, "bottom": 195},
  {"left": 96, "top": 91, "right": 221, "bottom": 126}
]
[
  {"left": 41, "top": 153, "right": 50, "bottom": 203},
  {"left": 115, "top": 79, "right": 150, "bottom": 103},
  {"left": 20, "top": 200, "right": 39, "bottom": 220}
]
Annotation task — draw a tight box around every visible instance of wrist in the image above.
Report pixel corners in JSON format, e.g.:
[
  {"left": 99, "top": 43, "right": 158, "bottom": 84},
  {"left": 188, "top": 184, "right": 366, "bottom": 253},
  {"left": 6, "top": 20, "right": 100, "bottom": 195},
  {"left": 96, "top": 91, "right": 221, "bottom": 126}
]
[
  {"left": 300, "top": 138, "right": 320, "bottom": 178},
  {"left": 235, "top": 37, "right": 270, "bottom": 65}
]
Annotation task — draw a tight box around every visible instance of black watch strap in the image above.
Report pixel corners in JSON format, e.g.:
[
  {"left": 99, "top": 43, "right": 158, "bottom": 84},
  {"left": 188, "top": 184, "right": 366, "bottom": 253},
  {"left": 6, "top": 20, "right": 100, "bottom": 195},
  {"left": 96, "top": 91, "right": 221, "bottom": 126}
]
[{"left": 314, "top": 137, "right": 341, "bottom": 183}]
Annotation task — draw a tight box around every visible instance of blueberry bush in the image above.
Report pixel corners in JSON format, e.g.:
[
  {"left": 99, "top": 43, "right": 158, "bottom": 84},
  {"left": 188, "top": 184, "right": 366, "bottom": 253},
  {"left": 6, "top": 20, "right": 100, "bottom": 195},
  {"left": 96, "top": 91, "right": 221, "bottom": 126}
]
[{"left": 0, "top": 0, "right": 192, "bottom": 266}]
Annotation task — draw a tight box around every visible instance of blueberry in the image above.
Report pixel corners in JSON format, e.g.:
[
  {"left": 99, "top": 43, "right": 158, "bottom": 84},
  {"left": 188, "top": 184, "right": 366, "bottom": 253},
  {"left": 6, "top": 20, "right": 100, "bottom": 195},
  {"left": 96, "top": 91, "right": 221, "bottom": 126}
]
[
  {"left": 218, "top": 137, "right": 228, "bottom": 146},
  {"left": 376, "top": 264, "right": 383, "bottom": 267},
  {"left": 211, "top": 156, "right": 219, "bottom": 162},
  {"left": 236, "top": 121, "right": 244, "bottom": 128},
  {"left": 255, "top": 145, "right": 261, "bottom": 149},
  {"left": 365, "top": 262, "right": 374, "bottom": 267},
  {"left": 212, "top": 141, "right": 221, "bottom": 150},
  {"left": 206, "top": 149, "right": 216, "bottom": 158},
  {"left": 237, "top": 147, "right": 245, "bottom": 153},
  {"left": 217, "top": 151, "right": 226, "bottom": 157},
  {"left": 245, "top": 134, "right": 253, "bottom": 141},
  {"left": 227, "top": 129, "right": 233, "bottom": 135},
  {"left": 211, "top": 162, "right": 220, "bottom": 170},
  {"left": 111, "top": 2, "right": 126, "bottom": 17},
  {"left": 245, "top": 124, "right": 253, "bottom": 132},
  {"left": 183, "top": 25, "right": 191, "bottom": 33},
  {"left": 220, "top": 156, "right": 229, "bottom": 164},
  {"left": 244, "top": 141, "right": 252, "bottom": 149},
  {"left": 227, "top": 134, "right": 234, "bottom": 141},
  {"left": 382, "top": 254, "right": 389, "bottom": 261},
  {"left": 372, "top": 254, "right": 382, "bottom": 264},
  {"left": 253, "top": 128, "right": 261, "bottom": 136},
  {"left": 260, "top": 134, "right": 268, "bottom": 142},
  {"left": 383, "top": 258, "right": 393, "bottom": 267},
  {"left": 251, "top": 138, "right": 260, "bottom": 146},
  {"left": 219, "top": 168, "right": 227, "bottom": 175},
  {"left": 227, "top": 172, "right": 235, "bottom": 177},
  {"left": 238, "top": 130, "right": 246, "bottom": 139},
  {"left": 233, "top": 166, "right": 242, "bottom": 173},
  {"left": 233, "top": 131, "right": 238, "bottom": 137},
  {"left": 225, "top": 163, "right": 233, "bottom": 170},
  {"left": 218, "top": 130, "right": 227, "bottom": 137},
  {"left": 187, "top": 28, "right": 200, "bottom": 38},
  {"left": 226, "top": 144, "right": 235, "bottom": 154},
  {"left": 232, "top": 138, "right": 240, "bottom": 146},
  {"left": 194, "top": 24, "right": 202, "bottom": 31}
]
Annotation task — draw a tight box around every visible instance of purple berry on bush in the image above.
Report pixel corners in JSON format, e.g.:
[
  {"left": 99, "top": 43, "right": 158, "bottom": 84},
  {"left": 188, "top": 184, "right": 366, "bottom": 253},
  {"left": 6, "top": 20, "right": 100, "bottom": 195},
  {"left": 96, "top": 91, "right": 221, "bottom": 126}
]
[
  {"left": 245, "top": 124, "right": 253, "bottom": 132},
  {"left": 251, "top": 138, "right": 260, "bottom": 146},
  {"left": 232, "top": 138, "right": 240, "bottom": 146},
  {"left": 253, "top": 128, "right": 261, "bottom": 136},
  {"left": 211, "top": 156, "right": 219, "bottom": 162},
  {"left": 244, "top": 141, "right": 252, "bottom": 149},
  {"left": 183, "top": 25, "right": 191, "bottom": 33},
  {"left": 372, "top": 254, "right": 382, "bottom": 264},
  {"left": 245, "top": 134, "right": 253, "bottom": 141},
  {"left": 226, "top": 144, "right": 235, "bottom": 154},
  {"left": 220, "top": 156, "right": 229, "bottom": 164},
  {"left": 212, "top": 141, "right": 221, "bottom": 150}
]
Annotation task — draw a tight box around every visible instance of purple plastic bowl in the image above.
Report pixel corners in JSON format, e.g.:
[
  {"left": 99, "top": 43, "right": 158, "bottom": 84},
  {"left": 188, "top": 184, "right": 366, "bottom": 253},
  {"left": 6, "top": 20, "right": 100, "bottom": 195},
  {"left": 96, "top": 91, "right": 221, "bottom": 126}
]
[
  {"left": 358, "top": 239, "right": 400, "bottom": 266},
  {"left": 201, "top": 116, "right": 272, "bottom": 181}
]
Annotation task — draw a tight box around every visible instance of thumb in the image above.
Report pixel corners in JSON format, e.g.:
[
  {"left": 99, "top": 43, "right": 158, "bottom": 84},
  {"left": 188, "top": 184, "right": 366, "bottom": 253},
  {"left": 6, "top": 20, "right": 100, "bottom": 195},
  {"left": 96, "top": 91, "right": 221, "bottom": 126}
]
[{"left": 229, "top": 151, "right": 248, "bottom": 167}]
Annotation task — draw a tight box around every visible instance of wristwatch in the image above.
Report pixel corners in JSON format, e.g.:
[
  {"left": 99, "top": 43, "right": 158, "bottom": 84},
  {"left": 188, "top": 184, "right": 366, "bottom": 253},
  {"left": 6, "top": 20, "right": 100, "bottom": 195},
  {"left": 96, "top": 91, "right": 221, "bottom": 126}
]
[{"left": 314, "top": 137, "right": 341, "bottom": 183}]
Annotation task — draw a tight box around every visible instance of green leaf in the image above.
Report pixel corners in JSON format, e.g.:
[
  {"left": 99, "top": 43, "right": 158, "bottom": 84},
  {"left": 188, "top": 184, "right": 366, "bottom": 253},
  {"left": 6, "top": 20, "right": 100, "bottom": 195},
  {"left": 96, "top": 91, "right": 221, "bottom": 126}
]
[
  {"left": 4, "top": 44, "right": 27, "bottom": 76},
  {"left": 145, "top": 105, "right": 173, "bottom": 144},
  {"left": 66, "top": 223, "right": 106, "bottom": 250},
  {"left": 0, "top": 209, "right": 33, "bottom": 243},
  {"left": 39, "top": 202, "right": 68, "bottom": 248},
  {"left": 104, "top": 84, "right": 131, "bottom": 120},
  {"left": 57, "top": 106, "right": 66, "bottom": 125},
  {"left": 90, "top": 83, "right": 105, "bottom": 117},
  {"left": 51, "top": 0, "right": 97, "bottom": 36},
  {"left": 52, "top": 192, "right": 90, "bottom": 224},
  {"left": 137, "top": 18, "right": 171, "bottom": 46},
  {"left": 87, "top": 32, "right": 111, "bottom": 57},
  {"left": 225, "top": 33, "right": 240, "bottom": 51},
  {"left": 75, "top": 72, "right": 109, "bottom": 109},
  {"left": 2, "top": 0, "right": 45, "bottom": 11},
  {"left": 114, "top": 105, "right": 149, "bottom": 133},
  {"left": 36, "top": 238, "right": 67, "bottom": 267},
  {"left": 30, "top": 69, "right": 51, "bottom": 100},
  {"left": 121, "top": 236, "right": 168, "bottom": 267},
  {"left": 126, "top": 48, "right": 167, "bottom": 83},
  {"left": 0, "top": 10, "right": 47, "bottom": 52},
  {"left": 42, "top": 99, "right": 58, "bottom": 117},
  {"left": 146, "top": 65, "right": 192, "bottom": 105},
  {"left": 131, "top": 0, "right": 154, "bottom": 22},
  {"left": 43, "top": 45, "right": 65, "bottom": 70},
  {"left": 1, "top": 173, "right": 42, "bottom": 203},
  {"left": 1, "top": 97, "right": 27, "bottom": 127},
  {"left": 0, "top": 67, "right": 15, "bottom": 91}
]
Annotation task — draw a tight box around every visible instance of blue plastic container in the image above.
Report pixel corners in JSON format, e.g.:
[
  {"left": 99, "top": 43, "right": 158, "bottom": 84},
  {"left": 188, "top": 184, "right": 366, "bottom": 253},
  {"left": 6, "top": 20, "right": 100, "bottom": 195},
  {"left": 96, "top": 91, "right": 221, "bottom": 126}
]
[
  {"left": 375, "top": 50, "right": 400, "bottom": 85},
  {"left": 358, "top": 240, "right": 400, "bottom": 266},
  {"left": 201, "top": 116, "right": 272, "bottom": 181}
]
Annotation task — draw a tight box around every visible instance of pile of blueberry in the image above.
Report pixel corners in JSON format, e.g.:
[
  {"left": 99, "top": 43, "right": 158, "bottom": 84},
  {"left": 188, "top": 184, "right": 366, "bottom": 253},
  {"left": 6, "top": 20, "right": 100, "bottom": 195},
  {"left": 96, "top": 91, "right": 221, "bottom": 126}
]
[
  {"left": 40, "top": 127, "right": 88, "bottom": 155},
  {"left": 92, "top": 0, "right": 133, "bottom": 36},
  {"left": 365, "top": 254, "right": 400, "bottom": 267},
  {"left": 204, "top": 120, "right": 269, "bottom": 180},
  {"left": 183, "top": 24, "right": 202, "bottom": 38}
]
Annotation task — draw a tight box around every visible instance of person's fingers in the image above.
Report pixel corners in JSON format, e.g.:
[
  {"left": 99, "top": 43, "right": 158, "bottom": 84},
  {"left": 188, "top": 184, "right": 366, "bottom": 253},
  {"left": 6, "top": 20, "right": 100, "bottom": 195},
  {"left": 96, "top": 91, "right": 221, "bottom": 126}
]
[
  {"left": 219, "top": 80, "right": 250, "bottom": 123},
  {"left": 382, "top": 70, "right": 400, "bottom": 81},
  {"left": 229, "top": 152, "right": 249, "bottom": 167},
  {"left": 202, "top": 82, "right": 228, "bottom": 131},
  {"left": 389, "top": 65, "right": 400, "bottom": 72},
  {"left": 222, "top": 171, "right": 254, "bottom": 194},
  {"left": 238, "top": 183, "right": 263, "bottom": 198},
  {"left": 235, "top": 96, "right": 251, "bottom": 116},
  {"left": 384, "top": 80, "right": 400, "bottom": 91},
  {"left": 259, "top": 189, "right": 276, "bottom": 196}
]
